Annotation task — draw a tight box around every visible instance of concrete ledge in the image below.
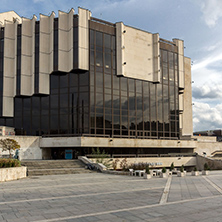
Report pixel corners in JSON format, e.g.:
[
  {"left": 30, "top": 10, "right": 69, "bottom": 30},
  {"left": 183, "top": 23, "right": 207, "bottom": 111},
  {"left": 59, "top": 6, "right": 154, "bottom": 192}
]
[
  {"left": 0, "top": 166, "right": 27, "bottom": 182},
  {"left": 102, "top": 170, "right": 130, "bottom": 176}
]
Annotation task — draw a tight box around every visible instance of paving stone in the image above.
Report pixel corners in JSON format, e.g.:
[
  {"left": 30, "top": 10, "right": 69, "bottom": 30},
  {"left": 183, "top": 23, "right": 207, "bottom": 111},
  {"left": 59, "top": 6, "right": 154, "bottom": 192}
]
[{"left": 2, "top": 172, "right": 222, "bottom": 222}]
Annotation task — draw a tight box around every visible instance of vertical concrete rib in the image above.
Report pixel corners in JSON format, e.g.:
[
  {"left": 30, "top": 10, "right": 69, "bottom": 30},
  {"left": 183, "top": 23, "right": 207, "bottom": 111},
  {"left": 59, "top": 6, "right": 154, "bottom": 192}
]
[
  {"left": 173, "top": 39, "right": 185, "bottom": 89},
  {"left": 152, "top": 33, "right": 160, "bottom": 82},
  {"left": 2, "top": 20, "right": 17, "bottom": 117},
  {"left": 39, "top": 12, "right": 54, "bottom": 94},
  {"left": 116, "top": 22, "right": 124, "bottom": 76},
  {"left": 78, "top": 7, "right": 91, "bottom": 71},
  {"left": 20, "top": 16, "right": 36, "bottom": 96},
  {"left": 58, "top": 9, "right": 74, "bottom": 72}
]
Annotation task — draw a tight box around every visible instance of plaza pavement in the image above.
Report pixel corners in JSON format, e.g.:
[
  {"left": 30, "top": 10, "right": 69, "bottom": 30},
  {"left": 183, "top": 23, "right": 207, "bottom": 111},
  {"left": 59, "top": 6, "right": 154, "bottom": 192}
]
[{"left": 1, "top": 171, "right": 222, "bottom": 222}]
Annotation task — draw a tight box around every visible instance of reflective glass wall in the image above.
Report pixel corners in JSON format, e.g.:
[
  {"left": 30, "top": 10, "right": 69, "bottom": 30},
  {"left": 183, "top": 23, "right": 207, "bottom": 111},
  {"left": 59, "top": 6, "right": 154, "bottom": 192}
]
[
  {"left": 0, "top": 18, "right": 180, "bottom": 138},
  {"left": 89, "top": 26, "right": 180, "bottom": 139}
]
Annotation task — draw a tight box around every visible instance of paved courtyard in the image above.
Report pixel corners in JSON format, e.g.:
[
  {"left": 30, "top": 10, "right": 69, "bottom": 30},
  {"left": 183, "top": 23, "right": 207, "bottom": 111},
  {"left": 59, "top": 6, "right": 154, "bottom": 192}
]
[{"left": 1, "top": 171, "right": 222, "bottom": 222}]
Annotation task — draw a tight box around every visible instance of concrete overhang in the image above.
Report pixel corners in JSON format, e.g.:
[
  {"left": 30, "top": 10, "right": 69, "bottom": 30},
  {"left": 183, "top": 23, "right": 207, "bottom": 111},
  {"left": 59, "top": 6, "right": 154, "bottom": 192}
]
[{"left": 40, "top": 136, "right": 196, "bottom": 149}]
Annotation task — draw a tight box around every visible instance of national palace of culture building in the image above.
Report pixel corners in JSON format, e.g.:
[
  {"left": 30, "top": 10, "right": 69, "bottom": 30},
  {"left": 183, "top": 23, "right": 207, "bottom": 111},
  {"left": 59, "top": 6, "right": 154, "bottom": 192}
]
[{"left": 0, "top": 8, "right": 195, "bottom": 159}]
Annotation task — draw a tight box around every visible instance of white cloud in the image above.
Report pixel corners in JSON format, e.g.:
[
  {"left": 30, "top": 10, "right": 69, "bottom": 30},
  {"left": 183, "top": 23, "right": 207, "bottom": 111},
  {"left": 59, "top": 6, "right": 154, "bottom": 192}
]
[
  {"left": 193, "top": 84, "right": 222, "bottom": 99},
  {"left": 200, "top": 0, "right": 222, "bottom": 27},
  {"left": 193, "top": 102, "right": 222, "bottom": 131}
]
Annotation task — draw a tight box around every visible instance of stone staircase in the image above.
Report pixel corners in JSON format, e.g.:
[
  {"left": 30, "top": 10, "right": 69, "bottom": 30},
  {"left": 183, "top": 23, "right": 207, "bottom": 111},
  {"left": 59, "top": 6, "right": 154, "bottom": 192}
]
[{"left": 21, "top": 159, "right": 94, "bottom": 176}]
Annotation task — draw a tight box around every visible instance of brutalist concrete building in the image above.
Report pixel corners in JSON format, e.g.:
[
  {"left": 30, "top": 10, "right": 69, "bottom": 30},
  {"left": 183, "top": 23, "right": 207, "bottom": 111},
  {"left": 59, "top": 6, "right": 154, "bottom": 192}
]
[{"left": 0, "top": 8, "right": 196, "bottom": 160}]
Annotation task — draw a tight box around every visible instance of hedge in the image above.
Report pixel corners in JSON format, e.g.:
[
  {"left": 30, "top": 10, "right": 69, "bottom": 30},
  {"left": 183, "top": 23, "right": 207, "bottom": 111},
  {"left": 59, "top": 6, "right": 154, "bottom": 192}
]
[{"left": 0, "top": 159, "right": 21, "bottom": 168}]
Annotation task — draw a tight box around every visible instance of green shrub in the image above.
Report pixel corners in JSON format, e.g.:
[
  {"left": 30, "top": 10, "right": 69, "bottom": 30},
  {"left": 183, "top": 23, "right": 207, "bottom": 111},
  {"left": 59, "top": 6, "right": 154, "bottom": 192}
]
[
  {"left": 170, "top": 162, "right": 174, "bottom": 171},
  {"left": 180, "top": 165, "right": 184, "bottom": 172},
  {"left": 127, "top": 162, "right": 149, "bottom": 171},
  {"left": 162, "top": 167, "right": 166, "bottom": 173},
  {"left": 145, "top": 165, "right": 150, "bottom": 174},
  {"left": 204, "top": 163, "right": 210, "bottom": 171},
  {"left": 194, "top": 167, "right": 197, "bottom": 171},
  {"left": 0, "top": 159, "right": 21, "bottom": 168}
]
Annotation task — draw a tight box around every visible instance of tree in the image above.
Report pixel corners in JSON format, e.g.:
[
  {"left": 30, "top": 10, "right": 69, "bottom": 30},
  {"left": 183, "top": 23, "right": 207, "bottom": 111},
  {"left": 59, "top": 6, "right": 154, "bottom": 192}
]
[
  {"left": 0, "top": 138, "right": 20, "bottom": 158},
  {"left": 91, "top": 148, "right": 112, "bottom": 168}
]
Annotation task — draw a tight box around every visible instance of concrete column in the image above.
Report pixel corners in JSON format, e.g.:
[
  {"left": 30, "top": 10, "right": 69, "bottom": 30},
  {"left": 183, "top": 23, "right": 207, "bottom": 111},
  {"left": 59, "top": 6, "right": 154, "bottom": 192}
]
[
  {"left": 20, "top": 16, "right": 36, "bottom": 96},
  {"left": 78, "top": 7, "right": 91, "bottom": 71},
  {"left": 152, "top": 33, "right": 160, "bottom": 82},
  {"left": 173, "top": 39, "right": 184, "bottom": 89},
  {"left": 2, "top": 20, "right": 17, "bottom": 117},
  {"left": 58, "top": 9, "right": 74, "bottom": 72},
  {"left": 39, "top": 12, "right": 54, "bottom": 94}
]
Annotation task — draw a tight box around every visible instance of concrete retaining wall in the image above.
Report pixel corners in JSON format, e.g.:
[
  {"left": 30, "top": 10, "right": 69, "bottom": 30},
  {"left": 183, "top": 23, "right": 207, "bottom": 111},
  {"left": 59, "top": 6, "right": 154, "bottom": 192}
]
[
  {"left": 0, "top": 166, "right": 27, "bottom": 182},
  {"left": 91, "top": 156, "right": 196, "bottom": 169},
  {"left": 196, "top": 155, "right": 222, "bottom": 170}
]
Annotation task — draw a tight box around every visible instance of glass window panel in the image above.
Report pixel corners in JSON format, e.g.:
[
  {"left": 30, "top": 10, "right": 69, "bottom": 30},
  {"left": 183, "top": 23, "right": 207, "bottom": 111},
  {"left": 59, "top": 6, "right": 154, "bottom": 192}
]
[
  {"left": 114, "top": 109, "right": 120, "bottom": 115},
  {"left": 79, "top": 92, "right": 89, "bottom": 105},
  {"left": 121, "top": 96, "right": 128, "bottom": 110},
  {"left": 70, "top": 73, "right": 78, "bottom": 87},
  {"left": 128, "top": 79, "right": 135, "bottom": 92},
  {"left": 121, "top": 90, "right": 127, "bottom": 96},
  {"left": 60, "top": 94, "right": 69, "bottom": 107},
  {"left": 136, "top": 80, "right": 142, "bottom": 93},
  {"left": 113, "top": 95, "right": 120, "bottom": 109},
  {"left": 50, "top": 75, "right": 59, "bottom": 89},
  {"left": 96, "top": 31, "right": 103, "bottom": 46},
  {"left": 122, "top": 116, "right": 128, "bottom": 129},
  {"left": 60, "top": 74, "right": 68, "bottom": 88},
  {"left": 90, "top": 30, "right": 94, "bottom": 46},
  {"left": 169, "top": 52, "right": 174, "bottom": 69},
  {"left": 14, "top": 98, "right": 22, "bottom": 112},
  {"left": 105, "top": 114, "right": 112, "bottom": 128},
  {"left": 150, "top": 84, "right": 156, "bottom": 124},
  {"left": 104, "top": 94, "right": 112, "bottom": 108},
  {"left": 104, "top": 74, "right": 111, "bottom": 88},
  {"left": 96, "top": 72, "right": 103, "bottom": 88},
  {"left": 105, "top": 108, "right": 112, "bottom": 115},
  {"left": 129, "top": 93, "right": 135, "bottom": 111},
  {"left": 162, "top": 50, "right": 167, "bottom": 62},
  {"left": 104, "top": 34, "right": 111, "bottom": 48},
  {"left": 60, "top": 115, "right": 68, "bottom": 130},
  {"left": 136, "top": 95, "right": 142, "bottom": 111},
  {"left": 50, "top": 115, "right": 58, "bottom": 129},
  {"left": 113, "top": 76, "right": 119, "bottom": 90},
  {"left": 79, "top": 72, "right": 89, "bottom": 86},
  {"left": 121, "top": 77, "right": 127, "bottom": 90},
  {"left": 96, "top": 93, "right": 103, "bottom": 107},
  {"left": 112, "top": 36, "right": 116, "bottom": 50},
  {"left": 50, "top": 95, "right": 58, "bottom": 109},
  {"left": 90, "top": 93, "right": 94, "bottom": 106},
  {"left": 162, "top": 66, "right": 168, "bottom": 83},
  {"left": 23, "top": 98, "right": 31, "bottom": 110},
  {"left": 113, "top": 115, "right": 120, "bottom": 129},
  {"left": 129, "top": 116, "right": 136, "bottom": 130},
  {"left": 96, "top": 115, "right": 103, "bottom": 128},
  {"left": 105, "top": 53, "right": 111, "bottom": 69},
  {"left": 90, "top": 50, "right": 94, "bottom": 65},
  {"left": 174, "top": 53, "right": 178, "bottom": 66},
  {"left": 169, "top": 69, "right": 174, "bottom": 84},
  {"left": 90, "top": 71, "right": 94, "bottom": 86}
]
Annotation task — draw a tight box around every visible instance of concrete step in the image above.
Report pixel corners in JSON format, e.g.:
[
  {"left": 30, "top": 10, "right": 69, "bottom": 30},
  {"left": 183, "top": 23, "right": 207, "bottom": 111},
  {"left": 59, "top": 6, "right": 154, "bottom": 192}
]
[
  {"left": 22, "top": 160, "right": 85, "bottom": 169},
  {"left": 27, "top": 168, "right": 94, "bottom": 176},
  {"left": 22, "top": 159, "right": 94, "bottom": 176}
]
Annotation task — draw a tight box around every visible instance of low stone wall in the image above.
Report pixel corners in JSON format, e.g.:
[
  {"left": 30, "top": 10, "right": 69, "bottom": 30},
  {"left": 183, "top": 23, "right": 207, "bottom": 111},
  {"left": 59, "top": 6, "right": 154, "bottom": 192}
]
[
  {"left": 196, "top": 155, "right": 222, "bottom": 170},
  {"left": 0, "top": 166, "right": 27, "bottom": 182}
]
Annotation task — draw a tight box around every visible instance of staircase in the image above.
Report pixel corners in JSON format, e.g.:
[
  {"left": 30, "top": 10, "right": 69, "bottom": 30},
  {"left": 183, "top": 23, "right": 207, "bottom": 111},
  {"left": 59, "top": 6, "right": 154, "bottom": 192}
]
[{"left": 21, "top": 159, "right": 94, "bottom": 176}]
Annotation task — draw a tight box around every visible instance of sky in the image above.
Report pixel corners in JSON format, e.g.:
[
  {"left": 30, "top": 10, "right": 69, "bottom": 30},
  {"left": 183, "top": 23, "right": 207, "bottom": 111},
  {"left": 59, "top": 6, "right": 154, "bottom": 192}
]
[{"left": 0, "top": 0, "right": 221, "bottom": 132}]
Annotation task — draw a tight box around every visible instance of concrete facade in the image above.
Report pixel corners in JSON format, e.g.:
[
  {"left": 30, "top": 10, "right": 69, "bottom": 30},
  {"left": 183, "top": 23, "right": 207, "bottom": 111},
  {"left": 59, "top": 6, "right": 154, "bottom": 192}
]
[
  {"left": 0, "top": 8, "right": 213, "bottom": 162},
  {"left": 0, "top": 136, "right": 41, "bottom": 160},
  {"left": 116, "top": 23, "right": 160, "bottom": 82}
]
